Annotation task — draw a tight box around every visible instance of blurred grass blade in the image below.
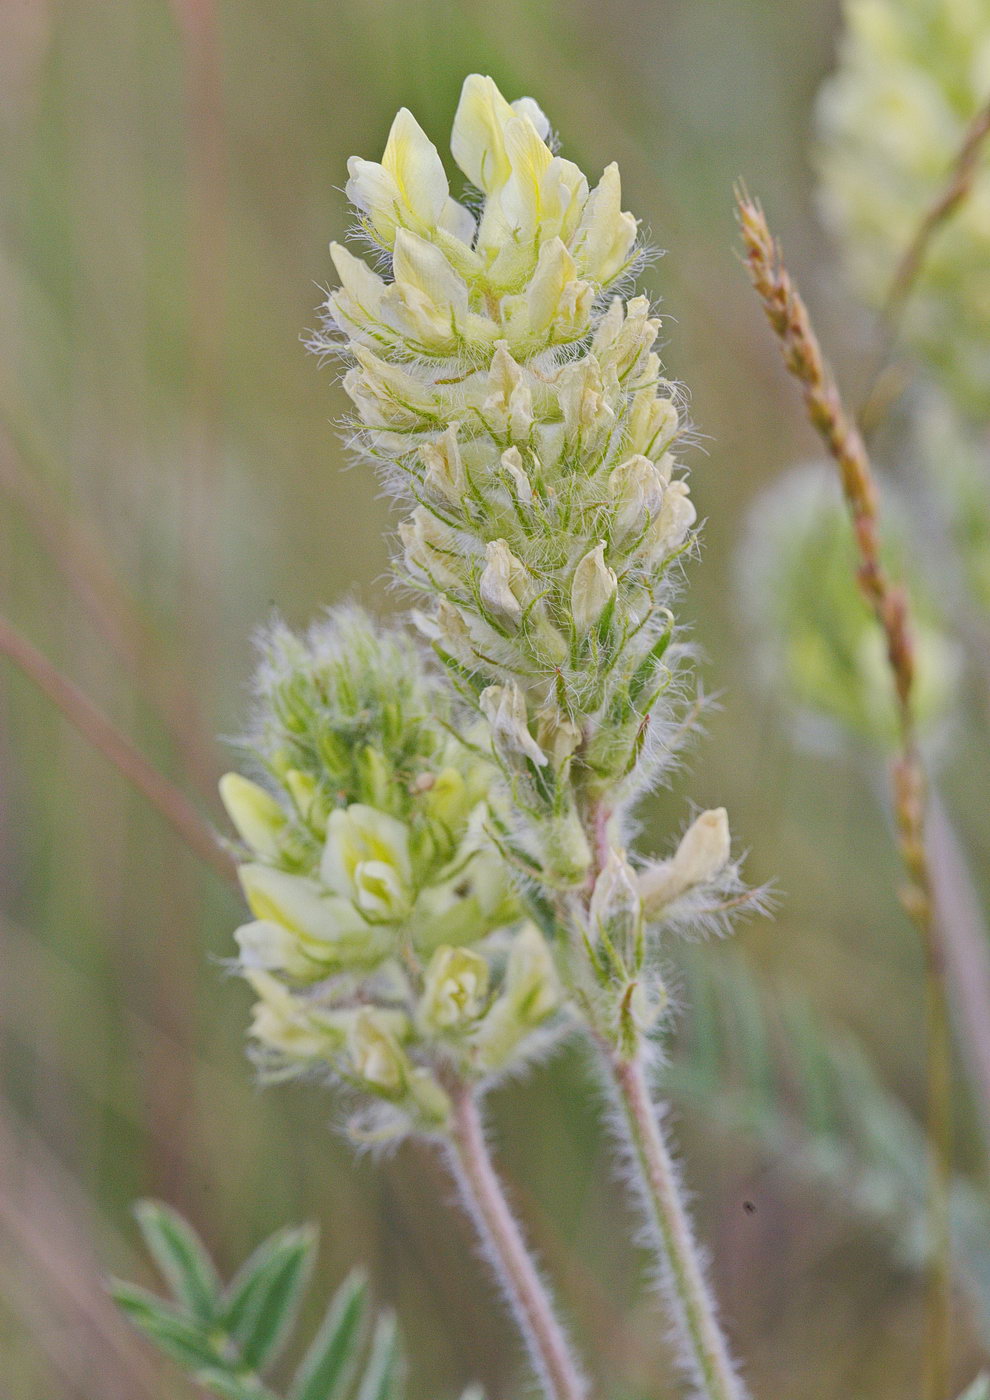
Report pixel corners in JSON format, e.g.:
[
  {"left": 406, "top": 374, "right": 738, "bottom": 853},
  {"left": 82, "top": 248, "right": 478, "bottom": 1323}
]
[
  {"left": 356, "top": 1314, "right": 401, "bottom": 1400},
  {"left": 110, "top": 1280, "right": 219, "bottom": 1372},
  {"left": 223, "top": 1225, "right": 317, "bottom": 1371},
  {"left": 957, "top": 1378, "right": 990, "bottom": 1400},
  {"left": 196, "top": 1368, "right": 280, "bottom": 1400},
  {"left": 134, "top": 1200, "right": 221, "bottom": 1323},
  {"left": 291, "top": 1270, "right": 368, "bottom": 1400}
]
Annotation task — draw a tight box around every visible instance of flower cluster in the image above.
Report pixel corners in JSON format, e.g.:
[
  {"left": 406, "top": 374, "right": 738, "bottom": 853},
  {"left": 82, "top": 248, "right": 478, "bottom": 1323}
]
[
  {"left": 817, "top": 0, "right": 990, "bottom": 418},
  {"left": 220, "top": 608, "right": 562, "bottom": 1137},
  {"left": 313, "top": 75, "right": 742, "bottom": 1050},
  {"left": 736, "top": 464, "right": 960, "bottom": 750}
]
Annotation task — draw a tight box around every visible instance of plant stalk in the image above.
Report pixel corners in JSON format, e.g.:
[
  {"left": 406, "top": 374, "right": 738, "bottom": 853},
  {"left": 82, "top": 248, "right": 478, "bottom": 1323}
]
[
  {"left": 605, "top": 1046, "right": 747, "bottom": 1400},
  {"left": 446, "top": 1081, "right": 587, "bottom": 1400},
  {"left": 737, "top": 192, "right": 953, "bottom": 1398}
]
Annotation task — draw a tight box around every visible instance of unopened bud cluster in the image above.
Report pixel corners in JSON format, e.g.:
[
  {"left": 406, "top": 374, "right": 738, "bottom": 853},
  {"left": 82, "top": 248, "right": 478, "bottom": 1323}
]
[
  {"left": 310, "top": 76, "right": 748, "bottom": 1052},
  {"left": 220, "top": 608, "right": 562, "bottom": 1137},
  {"left": 817, "top": 0, "right": 990, "bottom": 418}
]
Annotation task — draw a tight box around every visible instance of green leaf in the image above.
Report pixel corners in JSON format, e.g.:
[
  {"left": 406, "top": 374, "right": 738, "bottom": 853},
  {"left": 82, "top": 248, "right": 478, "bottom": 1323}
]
[
  {"left": 110, "top": 1279, "right": 220, "bottom": 1372},
  {"left": 134, "top": 1199, "right": 221, "bottom": 1322},
  {"left": 292, "top": 1270, "right": 368, "bottom": 1400},
  {"left": 356, "top": 1314, "right": 401, "bottom": 1400},
  {"left": 196, "top": 1368, "right": 279, "bottom": 1400},
  {"left": 223, "top": 1224, "right": 318, "bottom": 1371}
]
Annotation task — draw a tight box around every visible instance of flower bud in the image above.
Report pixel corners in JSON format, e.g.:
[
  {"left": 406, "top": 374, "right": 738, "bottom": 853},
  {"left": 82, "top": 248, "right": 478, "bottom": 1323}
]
[
  {"left": 499, "top": 446, "right": 534, "bottom": 505},
  {"left": 559, "top": 356, "right": 614, "bottom": 443},
  {"left": 571, "top": 542, "right": 617, "bottom": 631},
  {"left": 479, "top": 539, "right": 534, "bottom": 627},
  {"left": 483, "top": 344, "right": 533, "bottom": 438},
  {"left": 503, "top": 238, "right": 591, "bottom": 348},
  {"left": 476, "top": 924, "right": 561, "bottom": 1070},
  {"left": 421, "top": 425, "right": 467, "bottom": 506},
  {"left": 327, "top": 242, "right": 387, "bottom": 343},
  {"left": 590, "top": 847, "right": 642, "bottom": 966},
  {"left": 246, "top": 972, "right": 347, "bottom": 1059},
  {"left": 348, "top": 1008, "right": 409, "bottom": 1096},
  {"left": 638, "top": 808, "right": 731, "bottom": 914},
  {"left": 220, "top": 773, "right": 286, "bottom": 860},
  {"left": 572, "top": 162, "right": 638, "bottom": 285},
  {"left": 381, "top": 230, "right": 475, "bottom": 350},
  {"left": 534, "top": 703, "right": 582, "bottom": 768},
  {"left": 608, "top": 455, "right": 666, "bottom": 545},
  {"left": 284, "top": 769, "right": 322, "bottom": 830},
  {"left": 346, "top": 106, "right": 471, "bottom": 248},
  {"left": 480, "top": 682, "right": 548, "bottom": 768},
  {"left": 646, "top": 479, "right": 696, "bottom": 560},
  {"left": 625, "top": 382, "right": 679, "bottom": 461},
  {"left": 400, "top": 507, "right": 464, "bottom": 590},
  {"left": 419, "top": 945, "right": 490, "bottom": 1031},
  {"left": 451, "top": 73, "right": 549, "bottom": 195}
]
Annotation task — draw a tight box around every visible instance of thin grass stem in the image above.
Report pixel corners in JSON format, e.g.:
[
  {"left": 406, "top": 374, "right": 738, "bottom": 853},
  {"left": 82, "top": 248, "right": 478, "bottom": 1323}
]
[{"left": 737, "top": 191, "right": 952, "bottom": 1400}]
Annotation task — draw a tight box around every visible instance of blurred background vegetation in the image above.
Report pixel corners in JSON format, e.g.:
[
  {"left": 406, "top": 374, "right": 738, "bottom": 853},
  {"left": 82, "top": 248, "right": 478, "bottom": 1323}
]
[{"left": 2, "top": 1, "right": 989, "bottom": 1397}]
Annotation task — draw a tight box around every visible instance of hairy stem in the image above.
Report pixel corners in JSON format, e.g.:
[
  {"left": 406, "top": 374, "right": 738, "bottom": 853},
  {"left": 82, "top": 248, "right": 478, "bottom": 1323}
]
[
  {"left": 446, "top": 1081, "right": 587, "bottom": 1400},
  {"left": 605, "top": 1047, "right": 747, "bottom": 1400}
]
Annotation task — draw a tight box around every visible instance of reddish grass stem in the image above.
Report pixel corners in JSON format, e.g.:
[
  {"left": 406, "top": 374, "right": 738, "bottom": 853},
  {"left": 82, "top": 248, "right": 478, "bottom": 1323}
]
[{"left": 0, "top": 613, "right": 234, "bottom": 884}]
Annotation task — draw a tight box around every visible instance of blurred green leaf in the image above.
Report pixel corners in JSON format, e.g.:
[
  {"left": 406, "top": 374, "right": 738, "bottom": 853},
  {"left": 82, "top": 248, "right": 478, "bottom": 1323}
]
[
  {"left": 223, "top": 1224, "right": 318, "bottom": 1371},
  {"left": 292, "top": 1270, "right": 368, "bottom": 1400},
  {"left": 110, "top": 1279, "right": 221, "bottom": 1372},
  {"left": 196, "top": 1368, "right": 280, "bottom": 1400},
  {"left": 355, "top": 1315, "right": 402, "bottom": 1400},
  {"left": 134, "top": 1199, "right": 222, "bottom": 1323}
]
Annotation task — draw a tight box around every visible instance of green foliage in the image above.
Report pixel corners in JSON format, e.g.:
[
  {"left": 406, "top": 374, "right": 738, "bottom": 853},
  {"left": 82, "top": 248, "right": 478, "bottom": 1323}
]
[
  {"left": 669, "top": 949, "right": 990, "bottom": 1336},
  {"left": 112, "top": 1203, "right": 403, "bottom": 1400}
]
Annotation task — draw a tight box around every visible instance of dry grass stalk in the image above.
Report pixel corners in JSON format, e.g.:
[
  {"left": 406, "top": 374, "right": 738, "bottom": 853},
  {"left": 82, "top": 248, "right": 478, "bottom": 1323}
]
[{"left": 736, "top": 190, "right": 952, "bottom": 1400}]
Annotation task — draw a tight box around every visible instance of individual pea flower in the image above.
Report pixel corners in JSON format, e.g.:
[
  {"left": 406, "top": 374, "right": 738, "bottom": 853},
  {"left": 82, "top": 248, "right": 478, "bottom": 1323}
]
[
  {"left": 736, "top": 463, "right": 962, "bottom": 753},
  {"left": 638, "top": 810, "right": 731, "bottom": 917},
  {"left": 816, "top": 0, "right": 990, "bottom": 418},
  {"left": 418, "top": 946, "right": 490, "bottom": 1033}
]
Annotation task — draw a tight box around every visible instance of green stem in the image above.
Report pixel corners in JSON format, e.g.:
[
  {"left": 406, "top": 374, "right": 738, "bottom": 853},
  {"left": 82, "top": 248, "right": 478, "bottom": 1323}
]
[{"left": 605, "top": 1045, "right": 747, "bottom": 1400}]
